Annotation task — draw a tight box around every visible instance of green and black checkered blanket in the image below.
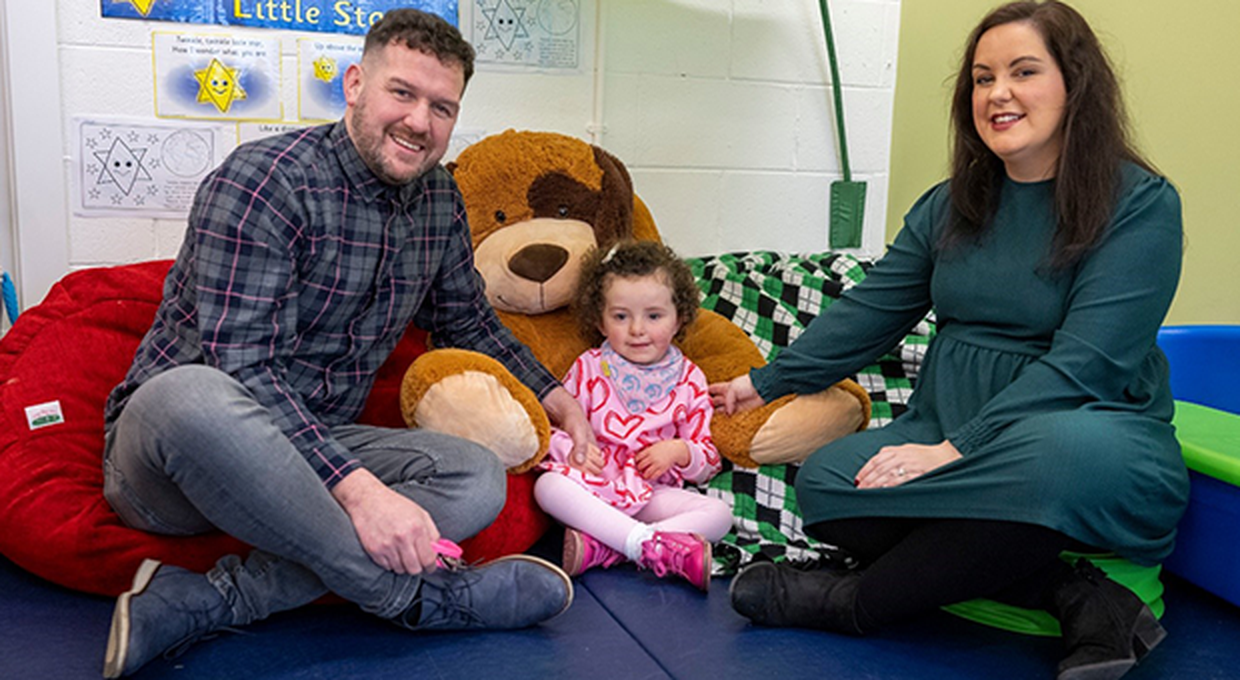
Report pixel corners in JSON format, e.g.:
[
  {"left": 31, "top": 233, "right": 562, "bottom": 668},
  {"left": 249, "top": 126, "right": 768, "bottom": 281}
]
[{"left": 685, "top": 251, "right": 935, "bottom": 573}]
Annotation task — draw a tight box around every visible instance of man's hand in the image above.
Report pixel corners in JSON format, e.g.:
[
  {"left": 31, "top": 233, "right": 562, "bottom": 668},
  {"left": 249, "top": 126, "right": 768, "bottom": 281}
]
[
  {"left": 634, "top": 439, "right": 690, "bottom": 480},
  {"left": 542, "top": 386, "right": 596, "bottom": 468},
  {"left": 331, "top": 468, "right": 440, "bottom": 574},
  {"left": 571, "top": 441, "right": 606, "bottom": 476},
  {"left": 709, "top": 374, "right": 765, "bottom": 415}
]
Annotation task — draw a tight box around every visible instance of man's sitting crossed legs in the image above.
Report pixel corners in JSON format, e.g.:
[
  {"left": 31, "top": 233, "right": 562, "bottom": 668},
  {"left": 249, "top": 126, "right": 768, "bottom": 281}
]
[{"left": 102, "top": 366, "right": 571, "bottom": 677}]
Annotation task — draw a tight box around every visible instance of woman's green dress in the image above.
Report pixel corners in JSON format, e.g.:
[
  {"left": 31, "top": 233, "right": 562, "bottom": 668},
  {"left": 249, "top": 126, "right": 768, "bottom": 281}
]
[{"left": 751, "top": 165, "right": 1188, "bottom": 565}]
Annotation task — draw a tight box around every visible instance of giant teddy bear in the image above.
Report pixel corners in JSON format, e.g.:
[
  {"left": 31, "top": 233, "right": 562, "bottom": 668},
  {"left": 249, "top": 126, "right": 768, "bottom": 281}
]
[
  {"left": 0, "top": 131, "right": 870, "bottom": 598},
  {"left": 401, "top": 130, "right": 870, "bottom": 472}
]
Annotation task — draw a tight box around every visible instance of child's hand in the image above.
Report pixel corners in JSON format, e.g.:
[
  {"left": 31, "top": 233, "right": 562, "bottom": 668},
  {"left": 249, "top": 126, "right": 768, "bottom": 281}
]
[
  {"left": 570, "top": 441, "right": 605, "bottom": 477},
  {"left": 634, "top": 440, "right": 690, "bottom": 480}
]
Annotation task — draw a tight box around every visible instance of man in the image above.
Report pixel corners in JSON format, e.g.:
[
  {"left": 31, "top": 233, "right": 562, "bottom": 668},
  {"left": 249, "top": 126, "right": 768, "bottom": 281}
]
[{"left": 100, "top": 10, "right": 592, "bottom": 678}]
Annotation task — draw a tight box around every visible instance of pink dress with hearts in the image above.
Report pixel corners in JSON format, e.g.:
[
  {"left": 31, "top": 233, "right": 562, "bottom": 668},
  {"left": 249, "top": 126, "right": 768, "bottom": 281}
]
[{"left": 540, "top": 347, "right": 722, "bottom": 514}]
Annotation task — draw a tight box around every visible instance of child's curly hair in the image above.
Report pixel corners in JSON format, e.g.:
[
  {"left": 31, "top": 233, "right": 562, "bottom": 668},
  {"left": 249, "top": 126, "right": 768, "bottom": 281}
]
[{"left": 573, "top": 240, "right": 701, "bottom": 345}]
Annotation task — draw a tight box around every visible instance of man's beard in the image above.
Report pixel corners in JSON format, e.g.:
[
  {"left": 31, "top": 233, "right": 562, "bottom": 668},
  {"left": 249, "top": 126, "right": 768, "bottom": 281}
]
[{"left": 349, "top": 100, "right": 430, "bottom": 186}]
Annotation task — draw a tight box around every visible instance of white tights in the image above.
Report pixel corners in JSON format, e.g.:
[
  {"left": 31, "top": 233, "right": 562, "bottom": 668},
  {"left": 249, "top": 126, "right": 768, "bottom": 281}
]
[{"left": 533, "top": 472, "right": 733, "bottom": 561}]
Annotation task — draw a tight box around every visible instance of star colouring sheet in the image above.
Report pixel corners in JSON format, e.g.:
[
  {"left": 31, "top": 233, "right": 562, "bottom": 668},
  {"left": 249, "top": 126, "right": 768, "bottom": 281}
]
[
  {"left": 153, "top": 32, "right": 282, "bottom": 120},
  {"left": 73, "top": 118, "right": 227, "bottom": 218},
  {"left": 298, "top": 37, "right": 362, "bottom": 122},
  {"left": 468, "top": 0, "right": 581, "bottom": 70}
]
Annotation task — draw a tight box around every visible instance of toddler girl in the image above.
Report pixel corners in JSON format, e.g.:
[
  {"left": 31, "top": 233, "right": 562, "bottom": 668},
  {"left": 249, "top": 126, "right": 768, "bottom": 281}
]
[{"left": 534, "top": 240, "right": 732, "bottom": 591}]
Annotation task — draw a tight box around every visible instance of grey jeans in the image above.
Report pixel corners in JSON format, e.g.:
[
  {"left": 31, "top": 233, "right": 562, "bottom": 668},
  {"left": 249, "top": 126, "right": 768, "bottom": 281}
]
[{"left": 103, "top": 364, "right": 506, "bottom": 623}]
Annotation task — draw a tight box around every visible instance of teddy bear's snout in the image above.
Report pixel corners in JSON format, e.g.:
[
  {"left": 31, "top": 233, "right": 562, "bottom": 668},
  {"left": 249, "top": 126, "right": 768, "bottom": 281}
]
[{"left": 508, "top": 244, "right": 570, "bottom": 284}]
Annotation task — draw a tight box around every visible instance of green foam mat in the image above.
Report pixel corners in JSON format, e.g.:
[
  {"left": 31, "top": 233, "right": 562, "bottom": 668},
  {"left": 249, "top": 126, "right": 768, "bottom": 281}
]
[
  {"left": 1173, "top": 401, "right": 1240, "bottom": 486},
  {"left": 943, "top": 553, "right": 1165, "bottom": 637}
]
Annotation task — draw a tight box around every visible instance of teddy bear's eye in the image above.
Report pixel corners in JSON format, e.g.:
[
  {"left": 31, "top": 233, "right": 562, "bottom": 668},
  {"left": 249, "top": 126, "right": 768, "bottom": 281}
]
[
  {"left": 557, "top": 205, "right": 570, "bottom": 218},
  {"left": 494, "top": 210, "right": 507, "bottom": 223}
]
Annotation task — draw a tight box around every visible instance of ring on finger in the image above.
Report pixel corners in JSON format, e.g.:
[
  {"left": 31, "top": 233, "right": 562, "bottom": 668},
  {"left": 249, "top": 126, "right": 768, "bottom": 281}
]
[{"left": 896, "top": 466, "right": 907, "bottom": 477}]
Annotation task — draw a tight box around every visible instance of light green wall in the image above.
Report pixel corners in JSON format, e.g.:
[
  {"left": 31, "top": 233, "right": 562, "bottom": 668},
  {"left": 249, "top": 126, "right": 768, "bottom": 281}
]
[{"left": 890, "top": 0, "right": 1240, "bottom": 324}]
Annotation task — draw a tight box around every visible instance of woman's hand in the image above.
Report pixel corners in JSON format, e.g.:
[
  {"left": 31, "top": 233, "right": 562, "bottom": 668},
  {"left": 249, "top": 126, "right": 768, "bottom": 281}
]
[
  {"left": 709, "top": 374, "right": 766, "bottom": 415},
  {"left": 855, "top": 440, "right": 962, "bottom": 489},
  {"left": 634, "top": 439, "right": 690, "bottom": 480}
]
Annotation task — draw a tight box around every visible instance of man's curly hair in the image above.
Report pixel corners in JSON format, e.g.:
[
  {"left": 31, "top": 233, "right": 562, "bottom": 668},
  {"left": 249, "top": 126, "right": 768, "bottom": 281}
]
[
  {"left": 573, "top": 240, "right": 700, "bottom": 345},
  {"left": 364, "top": 8, "right": 475, "bottom": 87}
]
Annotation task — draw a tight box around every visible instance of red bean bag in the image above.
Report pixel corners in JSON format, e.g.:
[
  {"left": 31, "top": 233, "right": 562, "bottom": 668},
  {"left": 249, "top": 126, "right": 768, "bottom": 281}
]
[{"left": 0, "top": 261, "right": 549, "bottom": 596}]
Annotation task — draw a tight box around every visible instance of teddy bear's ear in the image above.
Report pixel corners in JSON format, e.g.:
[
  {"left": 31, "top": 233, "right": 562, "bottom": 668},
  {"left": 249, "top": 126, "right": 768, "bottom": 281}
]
[
  {"left": 446, "top": 160, "right": 458, "bottom": 175},
  {"left": 593, "top": 146, "right": 661, "bottom": 244},
  {"left": 592, "top": 146, "right": 634, "bottom": 245}
]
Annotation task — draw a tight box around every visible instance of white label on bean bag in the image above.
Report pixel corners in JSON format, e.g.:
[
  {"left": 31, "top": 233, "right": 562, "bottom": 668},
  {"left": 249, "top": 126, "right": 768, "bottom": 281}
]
[{"left": 25, "top": 400, "right": 65, "bottom": 430}]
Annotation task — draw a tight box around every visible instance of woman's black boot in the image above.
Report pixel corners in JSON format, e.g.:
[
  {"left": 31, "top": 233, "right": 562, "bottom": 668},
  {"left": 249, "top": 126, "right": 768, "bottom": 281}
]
[
  {"left": 1051, "top": 560, "right": 1166, "bottom": 680},
  {"left": 729, "top": 561, "right": 864, "bottom": 635}
]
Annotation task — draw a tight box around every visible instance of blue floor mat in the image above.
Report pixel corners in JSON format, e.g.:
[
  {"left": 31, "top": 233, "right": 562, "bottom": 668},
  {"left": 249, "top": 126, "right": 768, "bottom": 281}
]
[
  {"left": 4, "top": 551, "right": 1240, "bottom": 680},
  {"left": 0, "top": 555, "right": 666, "bottom": 680},
  {"left": 581, "top": 563, "right": 1240, "bottom": 680}
]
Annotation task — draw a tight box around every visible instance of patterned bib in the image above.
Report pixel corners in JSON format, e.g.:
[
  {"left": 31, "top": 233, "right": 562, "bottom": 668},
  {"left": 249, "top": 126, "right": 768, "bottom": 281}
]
[{"left": 599, "top": 342, "right": 685, "bottom": 415}]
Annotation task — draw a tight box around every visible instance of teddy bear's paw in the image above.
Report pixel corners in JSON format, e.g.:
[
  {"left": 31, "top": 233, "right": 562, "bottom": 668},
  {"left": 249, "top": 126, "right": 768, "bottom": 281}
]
[
  {"left": 747, "top": 385, "right": 869, "bottom": 465},
  {"left": 413, "top": 372, "right": 542, "bottom": 471},
  {"left": 401, "top": 349, "right": 552, "bottom": 474}
]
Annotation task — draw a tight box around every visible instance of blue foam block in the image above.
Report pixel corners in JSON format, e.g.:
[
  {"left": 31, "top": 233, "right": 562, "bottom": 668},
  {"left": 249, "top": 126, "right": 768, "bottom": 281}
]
[
  {"left": 1158, "top": 325, "right": 1240, "bottom": 415},
  {"left": 1164, "top": 471, "right": 1240, "bottom": 608}
]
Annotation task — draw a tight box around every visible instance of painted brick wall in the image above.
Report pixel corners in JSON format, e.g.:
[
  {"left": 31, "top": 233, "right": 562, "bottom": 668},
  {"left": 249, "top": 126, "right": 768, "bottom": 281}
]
[
  {"left": 51, "top": 0, "right": 898, "bottom": 269},
  {"left": 602, "top": 0, "right": 900, "bottom": 257}
]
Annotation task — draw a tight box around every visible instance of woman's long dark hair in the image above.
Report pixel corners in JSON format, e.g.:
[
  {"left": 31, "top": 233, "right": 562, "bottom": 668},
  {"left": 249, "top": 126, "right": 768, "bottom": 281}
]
[{"left": 946, "top": 0, "right": 1155, "bottom": 268}]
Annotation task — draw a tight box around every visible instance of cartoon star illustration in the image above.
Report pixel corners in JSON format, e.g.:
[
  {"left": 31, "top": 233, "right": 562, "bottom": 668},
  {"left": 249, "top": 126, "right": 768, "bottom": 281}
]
[
  {"left": 482, "top": 0, "right": 529, "bottom": 50},
  {"left": 93, "top": 137, "right": 153, "bottom": 196},
  {"left": 195, "top": 58, "right": 247, "bottom": 114},
  {"left": 116, "top": 0, "right": 157, "bottom": 16},
  {"left": 313, "top": 55, "right": 338, "bottom": 83}
]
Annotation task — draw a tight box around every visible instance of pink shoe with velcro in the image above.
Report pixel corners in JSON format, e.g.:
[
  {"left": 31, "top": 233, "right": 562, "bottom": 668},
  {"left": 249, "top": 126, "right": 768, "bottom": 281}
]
[
  {"left": 562, "top": 528, "right": 625, "bottom": 577},
  {"left": 638, "top": 531, "right": 711, "bottom": 592}
]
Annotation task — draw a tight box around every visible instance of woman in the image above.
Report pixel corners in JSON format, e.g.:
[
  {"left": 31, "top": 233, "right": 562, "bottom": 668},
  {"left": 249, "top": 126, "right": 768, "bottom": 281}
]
[{"left": 712, "top": 2, "right": 1186, "bottom": 678}]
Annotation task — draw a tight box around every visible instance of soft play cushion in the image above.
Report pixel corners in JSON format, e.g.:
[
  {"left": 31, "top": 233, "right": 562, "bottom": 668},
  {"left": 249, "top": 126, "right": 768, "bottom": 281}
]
[{"left": 0, "top": 261, "right": 548, "bottom": 597}]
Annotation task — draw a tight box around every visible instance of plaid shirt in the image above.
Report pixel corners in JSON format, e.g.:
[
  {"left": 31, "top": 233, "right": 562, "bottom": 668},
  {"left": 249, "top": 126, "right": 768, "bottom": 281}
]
[{"left": 106, "top": 122, "right": 556, "bottom": 488}]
